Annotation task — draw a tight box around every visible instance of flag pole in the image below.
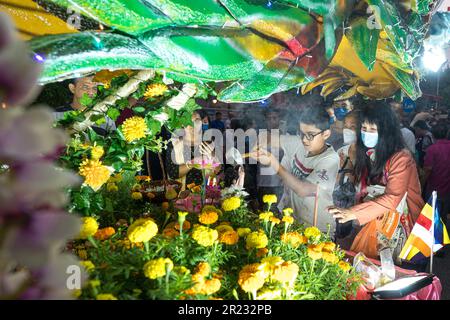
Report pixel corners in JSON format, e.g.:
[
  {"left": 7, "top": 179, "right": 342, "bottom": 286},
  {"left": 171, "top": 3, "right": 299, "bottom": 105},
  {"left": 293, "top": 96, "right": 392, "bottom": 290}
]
[
  {"left": 313, "top": 184, "right": 319, "bottom": 227},
  {"left": 430, "top": 191, "right": 437, "bottom": 274}
]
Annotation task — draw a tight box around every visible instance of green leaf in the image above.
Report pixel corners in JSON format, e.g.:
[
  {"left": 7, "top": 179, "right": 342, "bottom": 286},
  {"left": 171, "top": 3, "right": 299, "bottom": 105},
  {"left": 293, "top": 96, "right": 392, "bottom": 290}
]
[
  {"left": 133, "top": 106, "right": 146, "bottom": 113},
  {"left": 80, "top": 93, "right": 93, "bottom": 107},
  {"left": 107, "top": 108, "right": 121, "bottom": 121},
  {"left": 87, "top": 128, "right": 98, "bottom": 142}
]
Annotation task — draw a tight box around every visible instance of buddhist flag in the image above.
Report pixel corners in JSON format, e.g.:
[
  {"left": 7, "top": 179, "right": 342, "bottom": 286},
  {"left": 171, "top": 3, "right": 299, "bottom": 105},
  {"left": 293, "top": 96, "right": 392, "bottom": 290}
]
[{"left": 399, "top": 195, "right": 450, "bottom": 262}]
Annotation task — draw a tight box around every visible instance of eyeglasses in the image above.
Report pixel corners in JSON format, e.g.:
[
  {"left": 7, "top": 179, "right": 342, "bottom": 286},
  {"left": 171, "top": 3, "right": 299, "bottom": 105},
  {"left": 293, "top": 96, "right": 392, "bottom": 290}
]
[{"left": 299, "top": 130, "right": 324, "bottom": 141}]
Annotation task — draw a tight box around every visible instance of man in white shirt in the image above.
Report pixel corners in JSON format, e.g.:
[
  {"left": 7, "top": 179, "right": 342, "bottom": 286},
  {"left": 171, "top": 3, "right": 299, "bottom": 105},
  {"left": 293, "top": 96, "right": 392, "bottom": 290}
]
[
  {"left": 390, "top": 101, "right": 416, "bottom": 155},
  {"left": 250, "top": 105, "right": 339, "bottom": 233}
]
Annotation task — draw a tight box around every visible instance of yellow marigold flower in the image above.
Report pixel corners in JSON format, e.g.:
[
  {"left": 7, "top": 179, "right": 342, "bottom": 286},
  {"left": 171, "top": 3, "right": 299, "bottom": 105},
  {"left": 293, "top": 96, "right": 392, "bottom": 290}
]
[
  {"left": 107, "top": 183, "right": 118, "bottom": 192},
  {"left": 263, "top": 194, "right": 277, "bottom": 204},
  {"left": 272, "top": 261, "right": 299, "bottom": 284},
  {"left": 174, "top": 220, "right": 191, "bottom": 231},
  {"left": 143, "top": 258, "right": 174, "bottom": 279},
  {"left": 131, "top": 192, "right": 143, "bottom": 200},
  {"left": 144, "top": 83, "right": 168, "bottom": 99},
  {"left": 195, "top": 262, "right": 211, "bottom": 277},
  {"left": 261, "top": 256, "right": 284, "bottom": 273},
  {"left": 79, "top": 159, "right": 112, "bottom": 191},
  {"left": 245, "top": 231, "right": 268, "bottom": 250},
  {"left": 222, "top": 197, "right": 241, "bottom": 212},
  {"left": 282, "top": 208, "right": 294, "bottom": 216},
  {"left": 256, "top": 248, "right": 269, "bottom": 258},
  {"left": 257, "top": 288, "right": 282, "bottom": 300},
  {"left": 281, "top": 232, "right": 307, "bottom": 248},
  {"left": 259, "top": 211, "right": 273, "bottom": 221},
  {"left": 304, "top": 226, "right": 321, "bottom": 239},
  {"left": 219, "top": 230, "right": 239, "bottom": 245},
  {"left": 322, "top": 241, "right": 336, "bottom": 253},
  {"left": 90, "top": 145, "right": 104, "bottom": 160},
  {"left": 307, "top": 244, "right": 323, "bottom": 260},
  {"left": 322, "top": 252, "right": 339, "bottom": 264},
  {"left": 237, "top": 227, "right": 252, "bottom": 237},
  {"left": 122, "top": 116, "right": 147, "bottom": 143},
  {"left": 127, "top": 218, "right": 158, "bottom": 243},
  {"left": 80, "top": 260, "right": 95, "bottom": 272},
  {"left": 94, "top": 227, "right": 116, "bottom": 240},
  {"left": 78, "top": 217, "right": 99, "bottom": 239},
  {"left": 88, "top": 280, "right": 101, "bottom": 288},
  {"left": 203, "top": 278, "right": 221, "bottom": 295},
  {"left": 216, "top": 224, "right": 234, "bottom": 234},
  {"left": 282, "top": 216, "right": 294, "bottom": 224},
  {"left": 199, "top": 210, "right": 219, "bottom": 225},
  {"left": 192, "top": 225, "right": 218, "bottom": 247},
  {"left": 96, "top": 293, "right": 118, "bottom": 300},
  {"left": 238, "top": 263, "right": 267, "bottom": 293},
  {"left": 109, "top": 172, "right": 123, "bottom": 183},
  {"left": 77, "top": 249, "right": 88, "bottom": 260},
  {"left": 338, "top": 261, "right": 351, "bottom": 272},
  {"left": 174, "top": 266, "right": 190, "bottom": 276},
  {"left": 269, "top": 216, "right": 281, "bottom": 225}
]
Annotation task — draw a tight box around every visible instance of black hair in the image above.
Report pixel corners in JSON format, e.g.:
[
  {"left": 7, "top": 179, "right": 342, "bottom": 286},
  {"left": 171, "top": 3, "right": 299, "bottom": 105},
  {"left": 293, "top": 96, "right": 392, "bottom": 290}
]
[
  {"left": 413, "top": 120, "right": 430, "bottom": 131},
  {"left": 299, "top": 105, "right": 331, "bottom": 131},
  {"left": 431, "top": 123, "right": 448, "bottom": 140},
  {"left": 263, "top": 108, "right": 279, "bottom": 117},
  {"left": 216, "top": 111, "right": 222, "bottom": 116},
  {"left": 354, "top": 101, "right": 405, "bottom": 182},
  {"left": 195, "top": 109, "right": 209, "bottom": 120}
]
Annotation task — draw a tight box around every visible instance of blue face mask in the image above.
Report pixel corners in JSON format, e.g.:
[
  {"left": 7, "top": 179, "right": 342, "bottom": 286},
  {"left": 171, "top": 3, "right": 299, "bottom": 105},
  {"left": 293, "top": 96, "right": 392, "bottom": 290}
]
[
  {"left": 329, "top": 116, "right": 336, "bottom": 125},
  {"left": 334, "top": 107, "right": 348, "bottom": 121},
  {"left": 361, "top": 131, "right": 378, "bottom": 148},
  {"left": 202, "top": 124, "right": 209, "bottom": 131}
]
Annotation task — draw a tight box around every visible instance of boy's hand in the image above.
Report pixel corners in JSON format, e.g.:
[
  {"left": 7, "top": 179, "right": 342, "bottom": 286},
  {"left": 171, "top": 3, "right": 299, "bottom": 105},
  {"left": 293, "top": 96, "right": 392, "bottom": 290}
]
[{"left": 249, "top": 146, "right": 280, "bottom": 171}]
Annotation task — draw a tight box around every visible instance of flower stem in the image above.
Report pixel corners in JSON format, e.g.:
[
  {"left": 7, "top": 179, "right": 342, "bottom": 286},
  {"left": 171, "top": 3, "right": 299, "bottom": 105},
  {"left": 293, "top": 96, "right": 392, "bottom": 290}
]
[
  {"left": 144, "top": 241, "right": 149, "bottom": 255},
  {"left": 87, "top": 236, "right": 98, "bottom": 249}
]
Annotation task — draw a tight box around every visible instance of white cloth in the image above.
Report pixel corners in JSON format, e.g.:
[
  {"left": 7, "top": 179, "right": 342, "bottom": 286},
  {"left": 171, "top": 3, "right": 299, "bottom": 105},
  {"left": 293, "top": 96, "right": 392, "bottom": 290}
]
[
  {"left": 401, "top": 127, "right": 416, "bottom": 155},
  {"left": 277, "top": 135, "right": 339, "bottom": 232},
  {"left": 53, "top": 109, "right": 116, "bottom": 133}
]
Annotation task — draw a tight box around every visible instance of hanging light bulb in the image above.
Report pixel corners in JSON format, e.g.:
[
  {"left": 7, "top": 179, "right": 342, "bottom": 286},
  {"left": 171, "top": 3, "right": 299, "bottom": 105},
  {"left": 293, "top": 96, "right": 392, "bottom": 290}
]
[
  {"left": 33, "top": 53, "right": 45, "bottom": 64},
  {"left": 422, "top": 45, "right": 447, "bottom": 72}
]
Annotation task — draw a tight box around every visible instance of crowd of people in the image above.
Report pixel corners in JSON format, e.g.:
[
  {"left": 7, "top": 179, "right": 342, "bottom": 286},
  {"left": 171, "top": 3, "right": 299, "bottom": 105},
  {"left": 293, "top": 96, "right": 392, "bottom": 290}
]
[{"left": 53, "top": 75, "right": 450, "bottom": 271}]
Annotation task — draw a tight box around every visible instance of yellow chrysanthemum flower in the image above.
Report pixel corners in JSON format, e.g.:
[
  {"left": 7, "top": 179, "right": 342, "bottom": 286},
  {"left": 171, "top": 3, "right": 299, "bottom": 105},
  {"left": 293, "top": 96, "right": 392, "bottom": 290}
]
[
  {"left": 192, "top": 225, "right": 218, "bottom": 247},
  {"left": 237, "top": 227, "right": 252, "bottom": 237},
  {"left": 79, "top": 159, "right": 112, "bottom": 191},
  {"left": 143, "top": 257, "right": 174, "bottom": 279},
  {"left": 281, "top": 232, "right": 307, "bottom": 248},
  {"left": 262, "top": 194, "right": 277, "bottom": 204},
  {"left": 245, "top": 231, "right": 268, "bottom": 250},
  {"left": 304, "top": 226, "right": 321, "bottom": 239},
  {"left": 218, "top": 230, "right": 239, "bottom": 245},
  {"left": 322, "top": 252, "right": 339, "bottom": 264},
  {"left": 121, "top": 116, "right": 147, "bottom": 143},
  {"left": 221, "top": 197, "right": 241, "bottom": 212},
  {"left": 80, "top": 260, "right": 95, "bottom": 272},
  {"left": 322, "top": 241, "right": 336, "bottom": 253},
  {"left": 127, "top": 218, "right": 158, "bottom": 243},
  {"left": 282, "top": 216, "right": 294, "bottom": 225},
  {"left": 282, "top": 208, "right": 294, "bottom": 216},
  {"left": 144, "top": 83, "right": 168, "bottom": 99},
  {"left": 259, "top": 211, "right": 273, "bottom": 221},
  {"left": 272, "top": 261, "right": 299, "bottom": 285},
  {"left": 131, "top": 191, "right": 143, "bottom": 200},
  {"left": 195, "top": 262, "right": 211, "bottom": 277},
  {"left": 96, "top": 293, "right": 118, "bottom": 300},
  {"left": 307, "top": 244, "right": 323, "bottom": 260},
  {"left": 238, "top": 263, "right": 268, "bottom": 293},
  {"left": 78, "top": 217, "right": 99, "bottom": 239},
  {"left": 90, "top": 145, "right": 104, "bottom": 160},
  {"left": 338, "top": 261, "right": 352, "bottom": 272},
  {"left": 199, "top": 210, "right": 219, "bottom": 225}
]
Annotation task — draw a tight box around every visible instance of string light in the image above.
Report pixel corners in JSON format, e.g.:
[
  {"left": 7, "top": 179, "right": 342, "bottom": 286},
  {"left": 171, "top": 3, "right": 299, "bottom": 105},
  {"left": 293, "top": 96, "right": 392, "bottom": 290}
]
[
  {"left": 99, "top": 24, "right": 104, "bottom": 31},
  {"left": 212, "top": 99, "right": 218, "bottom": 104},
  {"left": 266, "top": 1, "right": 272, "bottom": 8}
]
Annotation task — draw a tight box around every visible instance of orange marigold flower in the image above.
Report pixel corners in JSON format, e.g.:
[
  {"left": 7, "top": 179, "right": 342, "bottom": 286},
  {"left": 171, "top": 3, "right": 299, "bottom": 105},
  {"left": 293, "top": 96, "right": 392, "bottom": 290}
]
[
  {"left": 199, "top": 211, "right": 219, "bottom": 225},
  {"left": 162, "top": 228, "right": 179, "bottom": 238},
  {"left": 203, "top": 278, "right": 221, "bottom": 295},
  {"left": 307, "top": 244, "right": 323, "bottom": 260},
  {"left": 94, "top": 227, "right": 116, "bottom": 241},
  {"left": 322, "top": 252, "right": 339, "bottom": 264},
  {"left": 322, "top": 241, "right": 336, "bottom": 253},
  {"left": 256, "top": 248, "right": 269, "bottom": 258},
  {"left": 195, "top": 262, "right": 211, "bottom": 277},
  {"left": 174, "top": 220, "right": 191, "bottom": 231},
  {"left": 269, "top": 216, "right": 281, "bottom": 225},
  {"left": 218, "top": 230, "right": 239, "bottom": 245},
  {"left": 147, "top": 192, "right": 156, "bottom": 199},
  {"left": 282, "top": 216, "right": 294, "bottom": 224}
]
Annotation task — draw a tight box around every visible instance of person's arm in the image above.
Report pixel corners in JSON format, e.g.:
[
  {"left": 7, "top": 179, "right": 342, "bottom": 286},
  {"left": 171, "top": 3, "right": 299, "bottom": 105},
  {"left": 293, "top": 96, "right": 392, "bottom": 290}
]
[
  {"left": 249, "top": 148, "right": 317, "bottom": 197},
  {"left": 333, "top": 152, "right": 414, "bottom": 225}
]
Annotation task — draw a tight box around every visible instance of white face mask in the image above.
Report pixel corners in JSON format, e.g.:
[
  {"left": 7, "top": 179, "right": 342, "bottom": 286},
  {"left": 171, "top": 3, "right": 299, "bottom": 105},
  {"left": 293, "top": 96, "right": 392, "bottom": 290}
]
[
  {"left": 343, "top": 128, "right": 357, "bottom": 145},
  {"left": 361, "top": 131, "right": 379, "bottom": 148}
]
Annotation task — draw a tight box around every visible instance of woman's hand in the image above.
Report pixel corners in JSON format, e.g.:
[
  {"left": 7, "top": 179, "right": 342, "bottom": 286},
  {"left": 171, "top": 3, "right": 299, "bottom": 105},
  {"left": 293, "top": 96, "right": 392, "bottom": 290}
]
[
  {"left": 199, "top": 141, "right": 215, "bottom": 159},
  {"left": 327, "top": 206, "right": 357, "bottom": 223}
]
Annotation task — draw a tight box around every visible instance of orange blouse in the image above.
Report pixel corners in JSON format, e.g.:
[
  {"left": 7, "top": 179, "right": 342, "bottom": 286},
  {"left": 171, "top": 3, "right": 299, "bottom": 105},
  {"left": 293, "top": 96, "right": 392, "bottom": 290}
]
[{"left": 352, "top": 150, "right": 424, "bottom": 225}]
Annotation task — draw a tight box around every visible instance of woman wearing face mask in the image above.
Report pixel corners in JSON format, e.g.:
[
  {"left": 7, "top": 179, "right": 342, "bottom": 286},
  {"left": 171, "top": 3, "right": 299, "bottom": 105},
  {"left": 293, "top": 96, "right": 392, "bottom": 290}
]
[{"left": 328, "top": 101, "right": 424, "bottom": 266}]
